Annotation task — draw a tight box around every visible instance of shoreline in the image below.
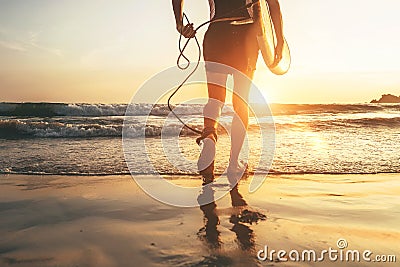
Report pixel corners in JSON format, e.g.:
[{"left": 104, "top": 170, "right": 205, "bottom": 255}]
[{"left": 1, "top": 171, "right": 400, "bottom": 177}]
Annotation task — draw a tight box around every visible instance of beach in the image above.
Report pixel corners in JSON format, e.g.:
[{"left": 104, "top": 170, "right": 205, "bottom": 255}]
[
  {"left": 1, "top": 102, "right": 399, "bottom": 266},
  {"left": 1, "top": 173, "right": 399, "bottom": 267}
]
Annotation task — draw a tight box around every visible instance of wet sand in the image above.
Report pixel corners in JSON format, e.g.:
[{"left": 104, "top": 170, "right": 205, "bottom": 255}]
[{"left": 0, "top": 174, "right": 399, "bottom": 266}]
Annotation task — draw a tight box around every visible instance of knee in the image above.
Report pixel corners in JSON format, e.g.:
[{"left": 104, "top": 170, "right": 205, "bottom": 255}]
[{"left": 204, "top": 98, "right": 225, "bottom": 120}]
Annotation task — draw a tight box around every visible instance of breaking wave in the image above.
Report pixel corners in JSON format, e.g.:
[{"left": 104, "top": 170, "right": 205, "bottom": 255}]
[{"left": 1, "top": 102, "right": 399, "bottom": 117}]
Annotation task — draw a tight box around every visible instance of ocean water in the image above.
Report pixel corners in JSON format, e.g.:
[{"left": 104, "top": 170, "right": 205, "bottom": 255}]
[{"left": 0, "top": 102, "right": 399, "bottom": 176}]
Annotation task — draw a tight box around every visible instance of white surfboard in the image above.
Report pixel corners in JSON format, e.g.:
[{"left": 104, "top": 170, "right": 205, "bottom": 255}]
[{"left": 253, "top": 0, "right": 291, "bottom": 75}]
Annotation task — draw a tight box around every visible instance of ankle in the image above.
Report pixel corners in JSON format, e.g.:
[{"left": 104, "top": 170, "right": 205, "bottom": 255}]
[
  {"left": 227, "top": 160, "right": 248, "bottom": 172},
  {"left": 196, "top": 127, "right": 217, "bottom": 145}
]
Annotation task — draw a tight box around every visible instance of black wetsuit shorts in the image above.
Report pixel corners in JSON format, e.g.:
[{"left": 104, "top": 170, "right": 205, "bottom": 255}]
[{"left": 203, "top": 0, "right": 259, "bottom": 74}]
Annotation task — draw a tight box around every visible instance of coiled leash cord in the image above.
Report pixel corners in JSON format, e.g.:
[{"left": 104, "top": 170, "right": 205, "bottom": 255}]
[{"left": 167, "top": 1, "right": 258, "bottom": 136}]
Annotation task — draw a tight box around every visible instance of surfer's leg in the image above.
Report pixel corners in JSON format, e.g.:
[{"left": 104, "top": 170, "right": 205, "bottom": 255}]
[
  {"left": 229, "top": 184, "right": 248, "bottom": 207},
  {"left": 203, "top": 71, "right": 228, "bottom": 130},
  {"left": 228, "top": 70, "right": 254, "bottom": 176},
  {"left": 197, "top": 71, "right": 228, "bottom": 184}
]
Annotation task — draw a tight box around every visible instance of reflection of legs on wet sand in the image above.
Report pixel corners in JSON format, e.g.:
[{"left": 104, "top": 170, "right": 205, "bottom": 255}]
[
  {"left": 197, "top": 183, "right": 267, "bottom": 254},
  {"left": 229, "top": 184, "right": 266, "bottom": 252},
  {"left": 229, "top": 184, "right": 267, "bottom": 225},
  {"left": 197, "top": 187, "right": 221, "bottom": 249},
  {"left": 198, "top": 201, "right": 221, "bottom": 249},
  {"left": 229, "top": 216, "right": 255, "bottom": 251}
]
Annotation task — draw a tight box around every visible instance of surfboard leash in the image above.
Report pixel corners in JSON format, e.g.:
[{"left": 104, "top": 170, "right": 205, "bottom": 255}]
[{"left": 168, "top": 1, "right": 259, "bottom": 136}]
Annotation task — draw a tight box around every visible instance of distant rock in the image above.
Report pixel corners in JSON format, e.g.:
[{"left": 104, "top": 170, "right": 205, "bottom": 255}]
[{"left": 371, "top": 94, "right": 400, "bottom": 103}]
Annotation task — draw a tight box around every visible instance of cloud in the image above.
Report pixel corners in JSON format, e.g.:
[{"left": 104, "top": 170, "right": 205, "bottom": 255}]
[
  {"left": 0, "top": 30, "right": 62, "bottom": 56},
  {"left": 28, "top": 31, "right": 63, "bottom": 56},
  {"left": 0, "top": 40, "right": 27, "bottom": 52}
]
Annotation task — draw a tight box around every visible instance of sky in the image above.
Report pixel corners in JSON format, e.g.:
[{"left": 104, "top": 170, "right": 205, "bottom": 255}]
[{"left": 0, "top": 0, "right": 399, "bottom": 104}]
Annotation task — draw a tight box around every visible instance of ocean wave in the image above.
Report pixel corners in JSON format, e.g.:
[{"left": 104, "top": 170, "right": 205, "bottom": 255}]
[
  {"left": 0, "top": 119, "right": 121, "bottom": 138},
  {"left": 0, "top": 103, "right": 208, "bottom": 117},
  {"left": 312, "top": 117, "right": 400, "bottom": 129},
  {"left": 0, "top": 103, "right": 128, "bottom": 117},
  {"left": 1, "top": 102, "right": 400, "bottom": 118},
  {"left": 267, "top": 103, "right": 400, "bottom": 115},
  {"left": 1, "top": 114, "right": 399, "bottom": 139},
  {"left": 0, "top": 119, "right": 202, "bottom": 138}
]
